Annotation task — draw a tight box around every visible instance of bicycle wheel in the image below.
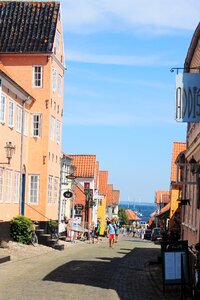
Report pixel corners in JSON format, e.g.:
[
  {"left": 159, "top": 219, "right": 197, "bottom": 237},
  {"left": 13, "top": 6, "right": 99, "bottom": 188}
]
[{"left": 31, "top": 232, "right": 38, "bottom": 246}]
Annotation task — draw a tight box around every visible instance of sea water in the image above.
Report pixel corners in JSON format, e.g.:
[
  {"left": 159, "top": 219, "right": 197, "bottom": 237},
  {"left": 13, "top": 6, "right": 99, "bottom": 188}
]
[{"left": 118, "top": 202, "right": 156, "bottom": 223}]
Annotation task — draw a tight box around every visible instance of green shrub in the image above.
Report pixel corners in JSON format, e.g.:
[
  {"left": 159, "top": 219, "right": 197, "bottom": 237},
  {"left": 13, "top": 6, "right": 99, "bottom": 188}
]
[{"left": 10, "top": 215, "right": 32, "bottom": 244}]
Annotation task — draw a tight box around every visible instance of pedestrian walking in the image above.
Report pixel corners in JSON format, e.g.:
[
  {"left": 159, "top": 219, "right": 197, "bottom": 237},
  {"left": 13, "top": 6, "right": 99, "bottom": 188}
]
[
  {"left": 114, "top": 218, "right": 120, "bottom": 243},
  {"left": 107, "top": 219, "right": 116, "bottom": 248},
  {"left": 95, "top": 219, "right": 101, "bottom": 244},
  {"left": 90, "top": 222, "right": 96, "bottom": 244}
]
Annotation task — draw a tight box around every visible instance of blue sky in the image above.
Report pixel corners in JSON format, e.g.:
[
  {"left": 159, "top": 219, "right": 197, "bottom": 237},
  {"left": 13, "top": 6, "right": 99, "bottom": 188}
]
[{"left": 60, "top": 0, "right": 200, "bottom": 203}]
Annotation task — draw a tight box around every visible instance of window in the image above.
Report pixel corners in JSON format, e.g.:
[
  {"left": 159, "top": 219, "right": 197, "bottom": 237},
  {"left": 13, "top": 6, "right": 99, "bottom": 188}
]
[
  {"left": 6, "top": 170, "right": 12, "bottom": 203},
  {"left": 55, "top": 30, "right": 60, "bottom": 53},
  {"left": 14, "top": 172, "right": 20, "bottom": 203},
  {"left": 32, "top": 114, "right": 41, "bottom": 137},
  {"left": 84, "top": 182, "right": 90, "bottom": 189},
  {"left": 99, "top": 199, "right": 102, "bottom": 206},
  {"left": 8, "top": 99, "right": 14, "bottom": 128},
  {"left": 0, "top": 94, "right": 6, "bottom": 123},
  {"left": 50, "top": 116, "right": 55, "bottom": 141},
  {"left": 16, "top": 106, "right": 22, "bottom": 132},
  {"left": 29, "top": 175, "right": 39, "bottom": 204},
  {"left": 48, "top": 176, "right": 53, "bottom": 204},
  {"left": 56, "top": 120, "right": 61, "bottom": 144},
  {"left": 33, "top": 65, "right": 42, "bottom": 88},
  {"left": 54, "top": 177, "right": 59, "bottom": 204},
  {"left": 52, "top": 69, "right": 57, "bottom": 91},
  {"left": 0, "top": 168, "right": 4, "bottom": 203},
  {"left": 57, "top": 75, "right": 62, "bottom": 96}
]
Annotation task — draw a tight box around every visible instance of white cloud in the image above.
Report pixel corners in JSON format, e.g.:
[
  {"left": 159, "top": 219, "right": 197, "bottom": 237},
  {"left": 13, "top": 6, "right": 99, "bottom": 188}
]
[
  {"left": 66, "top": 50, "right": 177, "bottom": 66},
  {"left": 60, "top": 0, "right": 200, "bottom": 34}
]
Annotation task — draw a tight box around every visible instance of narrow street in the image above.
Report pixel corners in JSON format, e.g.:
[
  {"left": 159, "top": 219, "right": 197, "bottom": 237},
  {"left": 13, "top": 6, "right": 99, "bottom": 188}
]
[{"left": 0, "top": 236, "right": 183, "bottom": 300}]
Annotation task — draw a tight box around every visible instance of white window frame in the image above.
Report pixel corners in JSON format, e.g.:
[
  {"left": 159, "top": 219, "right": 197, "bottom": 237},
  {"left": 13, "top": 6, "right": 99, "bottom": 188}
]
[
  {"left": 33, "top": 65, "right": 43, "bottom": 88},
  {"left": 56, "top": 120, "right": 61, "bottom": 144},
  {"left": 14, "top": 171, "right": 20, "bottom": 203},
  {"left": 16, "top": 105, "right": 22, "bottom": 133},
  {"left": 29, "top": 174, "right": 39, "bottom": 204},
  {"left": 48, "top": 175, "right": 53, "bottom": 204},
  {"left": 57, "top": 75, "right": 62, "bottom": 97},
  {"left": 6, "top": 169, "right": 12, "bottom": 203},
  {"left": 0, "top": 168, "right": 4, "bottom": 203},
  {"left": 54, "top": 177, "right": 59, "bottom": 204},
  {"left": 0, "top": 94, "right": 6, "bottom": 123},
  {"left": 50, "top": 116, "right": 55, "bottom": 141},
  {"left": 32, "top": 113, "right": 41, "bottom": 137},
  {"left": 52, "top": 68, "right": 57, "bottom": 91},
  {"left": 8, "top": 99, "right": 14, "bottom": 128}
]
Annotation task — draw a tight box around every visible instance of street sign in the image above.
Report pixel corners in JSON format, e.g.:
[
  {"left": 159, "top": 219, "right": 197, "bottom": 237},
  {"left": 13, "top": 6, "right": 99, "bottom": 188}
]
[{"left": 63, "top": 190, "right": 73, "bottom": 198}]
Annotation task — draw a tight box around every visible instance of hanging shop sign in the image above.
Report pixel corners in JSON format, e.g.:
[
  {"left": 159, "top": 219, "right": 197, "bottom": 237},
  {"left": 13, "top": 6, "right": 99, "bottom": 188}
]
[
  {"left": 175, "top": 73, "right": 200, "bottom": 122},
  {"left": 63, "top": 190, "right": 73, "bottom": 198}
]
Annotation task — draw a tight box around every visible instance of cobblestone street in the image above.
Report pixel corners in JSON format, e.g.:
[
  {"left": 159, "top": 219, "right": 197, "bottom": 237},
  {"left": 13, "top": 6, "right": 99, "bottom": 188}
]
[{"left": 0, "top": 236, "right": 184, "bottom": 300}]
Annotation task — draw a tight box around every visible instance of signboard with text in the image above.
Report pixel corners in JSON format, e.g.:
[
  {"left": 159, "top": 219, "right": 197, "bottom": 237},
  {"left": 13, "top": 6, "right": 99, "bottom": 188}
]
[{"left": 176, "top": 73, "right": 200, "bottom": 122}]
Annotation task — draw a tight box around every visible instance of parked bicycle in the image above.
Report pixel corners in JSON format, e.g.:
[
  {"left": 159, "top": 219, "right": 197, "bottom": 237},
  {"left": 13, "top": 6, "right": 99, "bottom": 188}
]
[{"left": 30, "top": 221, "right": 39, "bottom": 246}]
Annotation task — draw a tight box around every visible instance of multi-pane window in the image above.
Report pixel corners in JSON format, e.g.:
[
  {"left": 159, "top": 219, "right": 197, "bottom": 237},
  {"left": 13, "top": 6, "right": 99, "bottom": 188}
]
[
  {"left": 29, "top": 175, "right": 39, "bottom": 204},
  {"left": 54, "top": 177, "right": 59, "bottom": 204},
  {"left": 0, "top": 168, "right": 4, "bottom": 203},
  {"left": 8, "top": 99, "right": 14, "bottom": 128},
  {"left": 6, "top": 170, "right": 12, "bottom": 203},
  {"left": 48, "top": 176, "right": 53, "bottom": 204},
  {"left": 55, "top": 30, "right": 60, "bottom": 53},
  {"left": 14, "top": 171, "right": 20, "bottom": 203},
  {"left": 50, "top": 116, "right": 55, "bottom": 140},
  {"left": 52, "top": 69, "right": 57, "bottom": 91},
  {"left": 33, "top": 65, "right": 42, "bottom": 88},
  {"left": 16, "top": 106, "right": 22, "bottom": 132},
  {"left": 56, "top": 120, "right": 61, "bottom": 144},
  {"left": 58, "top": 75, "right": 62, "bottom": 96},
  {"left": 32, "top": 114, "right": 41, "bottom": 137},
  {"left": 0, "top": 94, "right": 6, "bottom": 123}
]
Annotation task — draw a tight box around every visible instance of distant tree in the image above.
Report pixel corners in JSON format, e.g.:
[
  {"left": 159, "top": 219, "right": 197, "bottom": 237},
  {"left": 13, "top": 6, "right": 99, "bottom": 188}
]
[{"left": 118, "top": 208, "right": 129, "bottom": 225}]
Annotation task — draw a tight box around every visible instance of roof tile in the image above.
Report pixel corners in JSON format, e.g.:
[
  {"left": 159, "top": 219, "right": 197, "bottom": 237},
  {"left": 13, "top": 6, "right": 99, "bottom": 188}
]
[
  {"left": 68, "top": 155, "right": 96, "bottom": 178},
  {"left": 0, "top": 1, "right": 60, "bottom": 53}
]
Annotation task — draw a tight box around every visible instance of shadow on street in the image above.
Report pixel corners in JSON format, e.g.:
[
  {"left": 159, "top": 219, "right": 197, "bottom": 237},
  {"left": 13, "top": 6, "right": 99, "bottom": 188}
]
[{"left": 43, "top": 246, "right": 179, "bottom": 299}]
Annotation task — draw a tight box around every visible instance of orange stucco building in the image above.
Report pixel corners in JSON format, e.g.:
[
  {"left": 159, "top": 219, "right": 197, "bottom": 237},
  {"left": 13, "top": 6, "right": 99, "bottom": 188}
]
[{"left": 0, "top": 1, "right": 64, "bottom": 221}]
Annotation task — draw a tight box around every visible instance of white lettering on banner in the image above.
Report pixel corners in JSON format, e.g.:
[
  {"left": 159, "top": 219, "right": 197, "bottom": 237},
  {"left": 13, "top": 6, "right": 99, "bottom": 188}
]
[{"left": 175, "top": 73, "right": 200, "bottom": 122}]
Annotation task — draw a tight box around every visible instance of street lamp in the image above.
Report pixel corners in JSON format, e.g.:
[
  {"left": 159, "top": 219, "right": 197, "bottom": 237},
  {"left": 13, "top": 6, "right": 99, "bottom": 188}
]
[{"left": 0, "top": 142, "right": 15, "bottom": 165}]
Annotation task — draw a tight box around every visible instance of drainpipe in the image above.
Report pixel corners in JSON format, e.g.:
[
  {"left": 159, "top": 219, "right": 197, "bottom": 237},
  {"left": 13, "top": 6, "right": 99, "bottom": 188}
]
[{"left": 19, "top": 97, "right": 30, "bottom": 215}]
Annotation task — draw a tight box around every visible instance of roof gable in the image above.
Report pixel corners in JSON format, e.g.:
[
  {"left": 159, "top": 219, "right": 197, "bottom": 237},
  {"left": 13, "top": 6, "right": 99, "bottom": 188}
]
[{"left": 0, "top": 1, "right": 60, "bottom": 53}]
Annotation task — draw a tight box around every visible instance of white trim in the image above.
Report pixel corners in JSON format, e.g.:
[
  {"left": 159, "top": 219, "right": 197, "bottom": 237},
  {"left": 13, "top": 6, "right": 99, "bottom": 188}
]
[
  {"left": 0, "top": 93, "right": 6, "bottom": 124},
  {"left": 8, "top": 98, "right": 14, "bottom": 128},
  {"left": 28, "top": 174, "right": 40, "bottom": 204}
]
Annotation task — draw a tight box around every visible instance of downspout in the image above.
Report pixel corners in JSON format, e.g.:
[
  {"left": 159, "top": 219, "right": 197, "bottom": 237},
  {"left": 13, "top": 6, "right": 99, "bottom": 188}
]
[{"left": 19, "top": 97, "right": 30, "bottom": 215}]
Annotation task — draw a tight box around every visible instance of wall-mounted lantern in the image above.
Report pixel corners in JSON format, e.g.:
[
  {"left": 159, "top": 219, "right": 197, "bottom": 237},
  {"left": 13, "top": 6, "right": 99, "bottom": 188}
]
[{"left": 0, "top": 142, "right": 15, "bottom": 165}]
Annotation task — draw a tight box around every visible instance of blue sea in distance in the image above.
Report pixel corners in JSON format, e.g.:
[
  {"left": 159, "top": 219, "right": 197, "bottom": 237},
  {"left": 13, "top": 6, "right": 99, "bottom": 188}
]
[{"left": 119, "top": 202, "right": 156, "bottom": 223}]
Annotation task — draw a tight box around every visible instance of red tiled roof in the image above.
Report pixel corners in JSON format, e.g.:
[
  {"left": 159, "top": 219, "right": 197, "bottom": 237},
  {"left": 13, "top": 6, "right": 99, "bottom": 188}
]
[
  {"left": 112, "top": 190, "right": 120, "bottom": 205},
  {"left": 155, "top": 191, "right": 170, "bottom": 204},
  {"left": 68, "top": 155, "right": 96, "bottom": 178},
  {"left": 171, "top": 142, "right": 186, "bottom": 182},
  {"left": 106, "top": 184, "right": 113, "bottom": 205},
  {"left": 126, "top": 210, "right": 141, "bottom": 221},
  {"left": 98, "top": 171, "right": 108, "bottom": 195}
]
